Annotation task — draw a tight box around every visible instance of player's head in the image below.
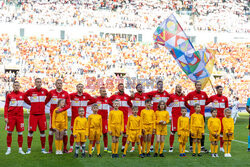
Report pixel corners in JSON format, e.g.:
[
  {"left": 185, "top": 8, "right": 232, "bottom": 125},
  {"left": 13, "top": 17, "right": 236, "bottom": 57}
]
[
  {"left": 145, "top": 99, "right": 152, "bottom": 109},
  {"left": 78, "top": 107, "right": 85, "bottom": 117},
  {"left": 181, "top": 107, "right": 187, "bottom": 116},
  {"left": 235, "top": 97, "right": 239, "bottom": 101},
  {"left": 13, "top": 81, "right": 20, "bottom": 92},
  {"left": 57, "top": 99, "right": 65, "bottom": 108},
  {"left": 157, "top": 80, "right": 163, "bottom": 91},
  {"left": 211, "top": 108, "right": 217, "bottom": 117},
  {"left": 195, "top": 81, "right": 202, "bottom": 92},
  {"left": 55, "top": 79, "right": 63, "bottom": 90},
  {"left": 216, "top": 85, "right": 223, "bottom": 95},
  {"left": 76, "top": 83, "right": 83, "bottom": 94},
  {"left": 175, "top": 84, "right": 182, "bottom": 94},
  {"left": 92, "top": 103, "right": 99, "bottom": 114},
  {"left": 136, "top": 83, "right": 143, "bottom": 93},
  {"left": 118, "top": 83, "right": 124, "bottom": 93},
  {"left": 35, "top": 78, "right": 42, "bottom": 89},
  {"left": 113, "top": 100, "right": 120, "bottom": 109},
  {"left": 99, "top": 87, "right": 106, "bottom": 97},
  {"left": 157, "top": 100, "right": 166, "bottom": 111},
  {"left": 224, "top": 108, "right": 231, "bottom": 118},
  {"left": 132, "top": 106, "right": 138, "bottom": 116},
  {"left": 194, "top": 103, "right": 201, "bottom": 113}
]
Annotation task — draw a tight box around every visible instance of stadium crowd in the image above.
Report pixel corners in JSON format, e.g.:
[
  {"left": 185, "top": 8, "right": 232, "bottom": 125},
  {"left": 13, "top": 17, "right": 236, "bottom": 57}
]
[{"left": 0, "top": 0, "right": 249, "bottom": 33}]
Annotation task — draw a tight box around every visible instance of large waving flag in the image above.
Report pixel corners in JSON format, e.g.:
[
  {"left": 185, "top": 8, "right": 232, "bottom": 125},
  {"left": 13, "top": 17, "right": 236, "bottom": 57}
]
[{"left": 153, "top": 14, "right": 214, "bottom": 89}]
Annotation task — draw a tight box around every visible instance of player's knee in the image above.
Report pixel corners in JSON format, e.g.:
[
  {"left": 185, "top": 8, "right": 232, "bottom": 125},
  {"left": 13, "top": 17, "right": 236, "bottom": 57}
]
[{"left": 18, "top": 132, "right": 23, "bottom": 135}]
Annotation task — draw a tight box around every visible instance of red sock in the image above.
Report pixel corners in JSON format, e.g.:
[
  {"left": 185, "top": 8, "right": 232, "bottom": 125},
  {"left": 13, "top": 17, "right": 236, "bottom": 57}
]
[
  {"left": 169, "top": 134, "right": 175, "bottom": 148},
  {"left": 63, "top": 135, "right": 68, "bottom": 150},
  {"left": 40, "top": 136, "right": 46, "bottom": 149},
  {"left": 7, "top": 133, "right": 12, "bottom": 147},
  {"left": 132, "top": 142, "right": 135, "bottom": 147},
  {"left": 48, "top": 135, "right": 53, "bottom": 151},
  {"left": 18, "top": 135, "right": 23, "bottom": 148},
  {"left": 70, "top": 134, "right": 74, "bottom": 147},
  {"left": 92, "top": 140, "right": 96, "bottom": 148},
  {"left": 122, "top": 136, "right": 127, "bottom": 147},
  {"left": 103, "top": 134, "right": 108, "bottom": 148},
  {"left": 27, "top": 136, "right": 33, "bottom": 148},
  {"left": 140, "top": 137, "right": 143, "bottom": 145},
  {"left": 151, "top": 134, "right": 155, "bottom": 146},
  {"left": 220, "top": 137, "right": 224, "bottom": 148}
]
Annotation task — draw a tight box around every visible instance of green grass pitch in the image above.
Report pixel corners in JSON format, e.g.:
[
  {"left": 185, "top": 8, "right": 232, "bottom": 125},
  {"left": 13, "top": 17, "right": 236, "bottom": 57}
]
[{"left": 0, "top": 109, "right": 249, "bottom": 167}]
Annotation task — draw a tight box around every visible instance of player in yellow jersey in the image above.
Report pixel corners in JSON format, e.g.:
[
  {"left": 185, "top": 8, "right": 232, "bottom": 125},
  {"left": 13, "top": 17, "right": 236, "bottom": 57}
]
[
  {"left": 88, "top": 104, "right": 102, "bottom": 157},
  {"left": 141, "top": 99, "right": 155, "bottom": 157},
  {"left": 73, "top": 107, "right": 88, "bottom": 158},
  {"left": 190, "top": 103, "right": 204, "bottom": 157},
  {"left": 154, "top": 101, "right": 169, "bottom": 157},
  {"left": 122, "top": 106, "right": 144, "bottom": 158},
  {"left": 208, "top": 108, "right": 221, "bottom": 158},
  {"left": 108, "top": 100, "right": 124, "bottom": 158},
  {"left": 52, "top": 99, "right": 68, "bottom": 155},
  {"left": 222, "top": 108, "right": 234, "bottom": 157},
  {"left": 177, "top": 107, "right": 189, "bottom": 157}
]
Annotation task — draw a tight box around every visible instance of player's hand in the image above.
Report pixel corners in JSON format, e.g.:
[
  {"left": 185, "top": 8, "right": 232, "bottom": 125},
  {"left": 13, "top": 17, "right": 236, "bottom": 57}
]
[
  {"left": 142, "top": 129, "right": 145, "bottom": 134},
  {"left": 153, "top": 129, "right": 156, "bottom": 134},
  {"left": 74, "top": 135, "right": 77, "bottom": 138},
  {"left": 4, "top": 118, "right": 8, "bottom": 124},
  {"left": 85, "top": 135, "right": 88, "bottom": 139},
  {"left": 56, "top": 109, "right": 62, "bottom": 113},
  {"left": 139, "top": 135, "right": 141, "bottom": 138},
  {"left": 64, "top": 129, "right": 67, "bottom": 131},
  {"left": 191, "top": 133, "right": 194, "bottom": 137},
  {"left": 228, "top": 133, "right": 232, "bottom": 136},
  {"left": 178, "top": 135, "right": 181, "bottom": 137},
  {"left": 202, "top": 133, "right": 204, "bottom": 136},
  {"left": 109, "top": 131, "right": 112, "bottom": 135}
]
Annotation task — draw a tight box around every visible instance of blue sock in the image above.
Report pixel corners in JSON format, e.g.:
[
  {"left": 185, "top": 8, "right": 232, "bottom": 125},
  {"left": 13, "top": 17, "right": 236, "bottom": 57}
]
[{"left": 248, "top": 136, "right": 250, "bottom": 148}]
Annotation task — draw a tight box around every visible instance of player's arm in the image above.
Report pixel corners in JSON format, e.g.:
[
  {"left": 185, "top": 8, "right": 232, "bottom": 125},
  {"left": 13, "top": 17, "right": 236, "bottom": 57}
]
[
  {"left": 139, "top": 117, "right": 142, "bottom": 136},
  {"left": 166, "top": 95, "right": 172, "bottom": 107},
  {"left": 108, "top": 111, "right": 112, "bottom": 133},
  {"left": 207, "top": 119, "right": 212, "bottom": 134},
  {"left": 126, "top": 117, "right": 130, "bottom": 136},
  {"left": 166, "top": 111, "right": 170, "bottom": 124},
  {"left": 225, "top": 97, "right": 229, "bottom": 108},
  {"left": 87, "top": 93, "right": 97, "bottom": 105},
  {"left": 218, "top": 119, "right": 221, "bottom": 135},
  {"left": 85, "top": 118, "right": 89, "bottom": 137},
  {"left": 230, "top": 119, "right": 234, "bottom": 134},
  {"left": 100, "top": 116, "right": 102, "bottom": 134},
  {"left": 127, "top": 95, "right": 133, "bottom": 108},
  {"left": 205, "top": 92, "right": 210, "bottom": 105},
  {"left": 52, "top": 109, "right": 56, "bottom": 129},
  {"left": 4, "top": 94, "right": 10, "bottom": 121},
  {"left": 153, "top": 112, "right": 156, "bottom": 130},
  {"left": 24, "top": 90, "right": 31, "bottom": 105},
  {"left": 184, "top": 93, "right": 191, "bottom": 109},
  {"left": 121, "top": 112, "right": 124, "bottom": 132},
  {"left": 108, "top": 95, "right": 114, "bottom": 107},
  {"left": 59, "top": 92, "right": 71, "bottom": 112},
  {"left": 45, "top": 90, "right": 52, "bottom": 105},
  {"left": 222, "top": 118, "right": 228, "bottom": 134},
  {"left": 201, "top": 116, "right": 205, "bottom": 134},
  {"left": 65, "top": 111, "right": 68, "bottom": 130},
  {"left": 73, "top": 118, "right": 77, "bottom": 136},
  {"left": 190, "top": 115, "right": 194, "bottom": 134},
  {"left": 177, "top": 117, "right": 181, "bottom": 135},
  {"left": 88, "top": 116, "right": 91, "bottom": 136}
]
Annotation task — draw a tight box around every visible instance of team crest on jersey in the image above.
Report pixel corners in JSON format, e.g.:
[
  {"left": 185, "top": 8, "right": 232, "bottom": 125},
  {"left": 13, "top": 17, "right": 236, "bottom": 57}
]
[
  {"left": 83, "top": 96, "right": 85, "bottom": 99},
  {"left": 124, "top": 97, "right": 126, "bottom": 100},
  {"left": 42, "top": 91, "right": 44, "bottom": 94},
  {"left": 222, "top": 99, "right": 224, "bottom": 101},
  {"left": 143, "top": 96, "right": 146, "bottom": 99},
  {"left": 202, "top": 95, "right": 204, "bottom": 98},
  {"left": 62, "top": 94, "right": 65, "bottom": 97},
  {"left": 20, "top": 96, "right": 22, "bottom": 98},
  {"left": 75, "top": 98, "right": 79, "bottom": 100},
  {"left": 182, "top": 98, "right": 184, "bottom": 100},
  {"left": 164, "top": 93, "right": 166, "bottom": 95},
  {"left": 105, "top": 100, "right": 107, "bottom": 102}
]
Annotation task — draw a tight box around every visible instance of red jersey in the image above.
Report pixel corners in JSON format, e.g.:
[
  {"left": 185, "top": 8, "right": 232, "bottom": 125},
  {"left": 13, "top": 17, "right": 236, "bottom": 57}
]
[
  {"left": 108, "top": 92, "right": 132, "bottom": 122},
  {"left": 185, "top": 90, "right": 209, "bottom": 116},
  {"left": 146, "top": 90, "right": 170, "bottom": 111},
  {"left": 166, "top": 93, "right": 186, "bottom": 117},
  {"left": 208, "top": 94, "right": 229, "bottom": 118},
  {"left": 70, "top": 92, "right": 96, "bottom": 118},
  {"left": 45, "top": 89, "right": 71, "bottom": 114},
  {"left": 24, "top": 87, "right": 48, "bottom": 115},
  {"left": 131, "top": 92, "right": 149, "bottom": 116},
  {"left": 4, "top": 91, "right": 25, "bottom": 119},
  {"left": 96, "top": 96, "right": 110, "bottom": 120}
]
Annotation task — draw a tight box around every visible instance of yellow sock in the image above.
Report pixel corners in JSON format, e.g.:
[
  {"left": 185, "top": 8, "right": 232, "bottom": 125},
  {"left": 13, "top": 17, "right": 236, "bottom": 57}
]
[
  {"left": 228, "top": 141, "right": 231, "bottom": 154},
  {"left": 55, "top": 140, "right": 59, "bottom": 151},
  {"left": 210, "top": 143, "right": 214, "bottom": 153},
  {"left": 147, "top": 142, "right": 151, "bottom": 153},
  {"left": 193, "top": 142, "right": 196, "bottom": 154},
  {"left": 142, "top": 141, "right": 145, "bottom": 153},
  {"left": 124, "top": 143, "right": 129, "bottom": 155},
  {"left": 115, "top": 142, "right": 119, "bottom": 154},
  {"left": 224, "top": 141, "right": 228, "bottom": 154},
  {"left": 214, "top": 145, "right": 218, "bottom": 153},
  {"left": 112, "top": 143, "right": 115, "bottom": 154},
  {"left": 179, "top": 143, "right": 182, "bottom": 153},
  {"left": 96, "top": 143, "right": 100, "bottom": 155},
  {"left": 197, "top": 142, "right": 201, "bottom": 154},
  {"left": 138, "top": 144, "right": 142, "bottom": 155},
  {"left": 155, "top": 142, "right": 159, "bottom": 154},
  {"left": 89, "top": 143, "right": 92, "bottom": 155},
  {"left": 160, "top": 142, "right": 164, "bottom": 154},
  {"left": 182, "top": 143, "right": 186, "bottom": 154}
]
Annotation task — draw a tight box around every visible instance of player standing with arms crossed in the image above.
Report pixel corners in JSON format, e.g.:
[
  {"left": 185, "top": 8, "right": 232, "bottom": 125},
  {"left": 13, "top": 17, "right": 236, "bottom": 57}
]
[
  {"left": 24, "top": 78, "right": 48, "bottom": 154},
  {"left": 4, "top": 81, "right": 26, "bottom": 155},
  {"left": 45, "top": 79, "right": 71, "bottom": 153}
]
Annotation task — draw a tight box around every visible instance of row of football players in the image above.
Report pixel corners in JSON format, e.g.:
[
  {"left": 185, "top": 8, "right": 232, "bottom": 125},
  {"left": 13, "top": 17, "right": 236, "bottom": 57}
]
[{"left": 4, "top": 78, "right": 229, "bottom": 156}]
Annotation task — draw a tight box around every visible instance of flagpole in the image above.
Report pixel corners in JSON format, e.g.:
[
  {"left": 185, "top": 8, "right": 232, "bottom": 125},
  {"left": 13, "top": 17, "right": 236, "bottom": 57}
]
[{"left": 209, "top": 78, "right": 216, "bottom": 95}]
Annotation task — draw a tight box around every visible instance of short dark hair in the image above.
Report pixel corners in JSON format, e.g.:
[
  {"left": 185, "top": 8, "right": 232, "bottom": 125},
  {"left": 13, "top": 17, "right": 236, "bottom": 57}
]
[
  {"left": 13, "top": 81, "right": 20, "bottom": 84},
  {"left": 35, "top": 78, "right": 41, "bottom": 82},
  {"left": 195, "top": 81, "right": 201, "bottom": 86},
  {"left": 132, "top": 106, "right": 138, "bottom": 111},
  {"left": 136, "top": 83, "right": 142, "bottom": 89},
  {"left": 210, "top": 108, "right": 217, "bottom": 113},
  {"left": 157, "top": 80, "right": 163, "bottom": 85},
  {"left": 145, "top": 99, "right": 151, "bottom": 104},
  {"left": 215, "top": 85, "right": 223, "bottom": 90},
  {"left": 118, "top": 83, "right": 124, "bottom": 86},
  {"left": 157, "top": 100, "right": 166, "bottom": 111},
  {"left": 194, "top": 103, "right": 200, "bottom": 108},
  {"left": 181, "top": 107, "right": 187, "bottom": 110}
]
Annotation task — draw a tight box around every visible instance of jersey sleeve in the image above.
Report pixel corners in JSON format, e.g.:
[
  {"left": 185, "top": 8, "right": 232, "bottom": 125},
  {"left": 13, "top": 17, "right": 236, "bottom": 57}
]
[
  {"left": 153, "top": 112, "right": 156, "bottom": 129},
  {"left": 230, "top": 119, "right": 234, "bottom": 133},
  {"left": 190, "top": 115, "right": 194, "bottom": 134},
  {"left": 166, "top": 111, "right": 170, "bottom": 124},
  {"left": 87, "top": 93, "right": 97, "bottom": 105},
  {"left": 126, "top": 116, "right": 130, "bottom": 135},
  {"left": 177, "top": 117, "right": 181, "bottom": 135},
  {"left": 222, "top": 118, "right": 227, "bottom": 133},
  {"left": 85, "top": 118, "right": 89, "bottom": 136},
  {"left": 225, "top": 97, "right": 229, "bottom": 108},
  {"left": 121, "top": 112, "right": 124, "bottom": 132},
  {"left": 45, "top": 90, "right": 52, "bottom": 105},
  {"left": 108, "top": 95, "right": 115, "bottom": 107},
  {"left": 127, "top": 95, "right": 133, "bottom": 108},
  {"left": 100, "top": 116, "right": 102, "bottom": 134},
  {"left": 4, "top": 94, "right": 10, "bottom": 119},
  {"left": 73, "top": 118, "right": 77, "bottom": 136},
  {"left": 184, "top": 93, "right": 191, "bottom": 109},
  {"left": 24, "top": 90, "right": 31, "bottom": 105},
  {"left": 207, "top": 118, "right": 212, "bottom": 134},
  {"left": 60, "top": 92, "right": 71, "bottom": 112},
  {"left": 201, "top": 116, "right": 205, "bottom": 133},
  {"left": 108, "top": 111, "right": 112, "bottom": 131},
  {"left": 166, "top": 95, "right": 173, "bottom": 106},
  {"left": 52, "top": 109, "right": 56, "bottom": 129}
]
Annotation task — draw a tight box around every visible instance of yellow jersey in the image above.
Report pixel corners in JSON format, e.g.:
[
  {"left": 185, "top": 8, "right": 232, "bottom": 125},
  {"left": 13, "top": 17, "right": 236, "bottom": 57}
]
[
  {"left": 190, "top": 113, "right": 204, "bottom": 133},
  {"left": 127, "top": 115, "right": 142, "bottom": 135},
  {"left": 177, "top": 116, "right": 189, "bottom": 135},
  {"left": 108, "top": 110, "right": 124, "bottom": 132},
  {"left": 155, "top": 110, "right": 170, "bottom": 125},
  {"left": 73, "top": 116, "right": 88, "bottom": 135},
  {"left": 222, "top": 117, "right": 234, "bottom": 134},
  {"left": 208, "top": 117, "right": 221, "bottom": 135},
  {"left": 52, "top": 107, "right": 68, "bottom": 129},
  {"left": 141, "top": 109, "right": 155, "bottom": 128},
  {"left": 88, "top": 114, "right": 102, "bottom": 131}
]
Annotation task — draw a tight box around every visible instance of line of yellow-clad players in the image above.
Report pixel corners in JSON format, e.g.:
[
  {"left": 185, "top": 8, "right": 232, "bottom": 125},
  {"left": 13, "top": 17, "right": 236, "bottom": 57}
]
[{"left": 53, "top": 98, "right": 234, "bottom": 158}]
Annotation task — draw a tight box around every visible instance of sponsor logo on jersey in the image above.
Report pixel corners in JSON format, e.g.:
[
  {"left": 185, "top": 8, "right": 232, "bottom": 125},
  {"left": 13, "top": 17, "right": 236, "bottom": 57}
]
[
  {"left": 42, "top": 91, "right": 44, "bottom": 94},
  {"left": 20, "top": 96, "right": 22, "bottom": 98},
  {"left": 222, "top": 99, "right": 224, "bottom": 101},
  {"left": 105, "top": 100, "right": 107, "bottom": 103},
  {"left": 62, "top": 94, "right": 65, "bottom": 97}
]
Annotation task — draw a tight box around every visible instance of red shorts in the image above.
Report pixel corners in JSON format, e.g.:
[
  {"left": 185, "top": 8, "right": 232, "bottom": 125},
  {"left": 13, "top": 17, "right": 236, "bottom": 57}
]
[
  {"left": 218, "top": 117, "right": 224, "bottom": 133},
  {"left": 28, "top": 114, "right": 47, "bottom": 132},
  {"left": 5, "top": 116, "right": 24, "bottom": 132},
  {"left": 102, "top": 118, "right": 108, "bottom": 134},
  {"left": 170, "top": 115, "right": 179, "bottom": 132}
]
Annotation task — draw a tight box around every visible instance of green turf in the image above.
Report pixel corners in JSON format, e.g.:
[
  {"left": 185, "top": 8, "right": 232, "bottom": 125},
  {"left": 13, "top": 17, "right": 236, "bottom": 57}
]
[{"left": 0, "top": 109, "right": 249, "bottom": 167}]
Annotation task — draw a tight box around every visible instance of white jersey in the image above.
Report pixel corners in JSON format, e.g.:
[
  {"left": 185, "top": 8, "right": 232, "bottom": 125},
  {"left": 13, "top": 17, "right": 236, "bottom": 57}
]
[{"left": 232, "top": 100, "right": 239, "bottom": 113}]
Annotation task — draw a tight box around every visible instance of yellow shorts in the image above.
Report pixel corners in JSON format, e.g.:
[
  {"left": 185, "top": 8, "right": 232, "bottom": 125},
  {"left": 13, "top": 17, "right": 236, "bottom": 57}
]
[
  {"left": 223, "top": 133, "right": 234, "bottom": 141},
  {"left": 209, "top": 133, "right": 220, "bottom": 142},
  {"left": 142, "top": 124, "right": 153, "bottom": 135},
  {"left": 55, "top": 122, "right": 67, "bottom": 131},
  {"left": 191, "top": 127, "right": 203, "bottom": 139},
  {"left": 74, "top": 130, "right": 87, "bottom": 143},
  {"left": 127, "top": 130, "right": 141, "bottom": 142},
  {"left": 178, "top": 131, "right": 189, "bottom": 143},
  {"left": 110, "top": 126, "right": 122, "bottom": 137},
  {"left": 89, "top": 128, "right": 101, "bottom": 141},
  {"left": 156, "top": 125, "right": 167, "bottom": 135}
]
